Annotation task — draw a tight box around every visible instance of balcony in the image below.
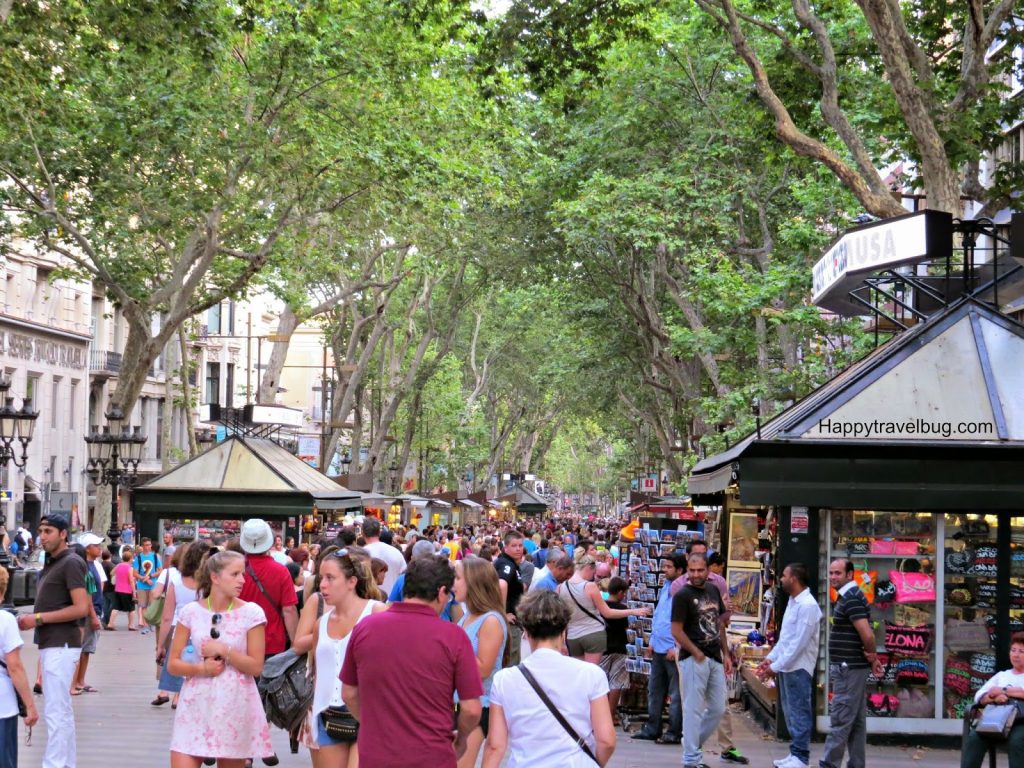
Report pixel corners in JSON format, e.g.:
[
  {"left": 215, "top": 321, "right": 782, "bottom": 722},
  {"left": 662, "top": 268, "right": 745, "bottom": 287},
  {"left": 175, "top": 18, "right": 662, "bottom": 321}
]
[{"left": 89, "top": 350, "right": 122, "bottom": 381}]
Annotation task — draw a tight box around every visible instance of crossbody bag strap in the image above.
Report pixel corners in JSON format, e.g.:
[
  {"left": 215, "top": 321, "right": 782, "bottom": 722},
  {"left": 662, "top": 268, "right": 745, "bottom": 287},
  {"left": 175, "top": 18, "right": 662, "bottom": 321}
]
[
  {"left": 562, "top": 581, "right": 605, "bottom": 626},
  {"left": 517, "top": 664, "right": 599, "bottom": 765},
  {"left": 246, "top": 560, "right": 280, "bottom": 613}
]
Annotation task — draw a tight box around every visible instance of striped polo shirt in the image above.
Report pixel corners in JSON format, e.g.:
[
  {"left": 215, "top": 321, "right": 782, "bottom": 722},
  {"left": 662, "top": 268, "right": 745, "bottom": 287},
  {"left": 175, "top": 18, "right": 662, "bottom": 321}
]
[{"left": 828, "top": 581, "right": 871, "bottom": 669}]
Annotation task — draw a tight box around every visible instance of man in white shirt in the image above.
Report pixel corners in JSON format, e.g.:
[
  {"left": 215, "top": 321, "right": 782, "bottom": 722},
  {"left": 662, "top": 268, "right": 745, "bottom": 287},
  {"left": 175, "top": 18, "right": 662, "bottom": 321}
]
[
  {"left": 758, "top": 562, "right": 823, "bottom": 768},
  {"left": 362, "top": 517, "right": 406, "bottom": 596}
]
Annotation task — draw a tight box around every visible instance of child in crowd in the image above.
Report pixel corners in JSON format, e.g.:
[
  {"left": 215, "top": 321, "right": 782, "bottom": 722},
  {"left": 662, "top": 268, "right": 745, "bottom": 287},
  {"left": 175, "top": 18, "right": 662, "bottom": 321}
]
[{"left": 600, "top": 576, "right": 631, "bottom": 729}]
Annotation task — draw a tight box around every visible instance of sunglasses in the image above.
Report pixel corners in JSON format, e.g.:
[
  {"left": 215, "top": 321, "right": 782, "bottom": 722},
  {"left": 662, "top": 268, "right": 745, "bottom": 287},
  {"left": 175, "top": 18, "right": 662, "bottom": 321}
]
[{"left": 210, "top": 612, "right": 222, "bottom": 640}]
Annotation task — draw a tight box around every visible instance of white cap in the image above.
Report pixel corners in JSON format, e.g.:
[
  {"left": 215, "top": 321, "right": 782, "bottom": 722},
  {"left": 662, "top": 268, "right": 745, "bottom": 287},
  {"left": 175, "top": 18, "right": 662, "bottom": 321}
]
[{"left": 79, "top": 533, "right": 104, "bottom": 547}]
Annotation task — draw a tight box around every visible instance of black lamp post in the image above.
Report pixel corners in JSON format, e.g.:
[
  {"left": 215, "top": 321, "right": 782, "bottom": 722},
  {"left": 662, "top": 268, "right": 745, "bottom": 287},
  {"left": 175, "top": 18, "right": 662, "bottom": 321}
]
[
  {"left": 85, "top": 407, "right": 147, "bottom": 555},
  {"left": 0, "top": 374, "right": 38, "bottom": 610},
  {"left": 388, "top": 461, "right": 399, "bottom": 494}
]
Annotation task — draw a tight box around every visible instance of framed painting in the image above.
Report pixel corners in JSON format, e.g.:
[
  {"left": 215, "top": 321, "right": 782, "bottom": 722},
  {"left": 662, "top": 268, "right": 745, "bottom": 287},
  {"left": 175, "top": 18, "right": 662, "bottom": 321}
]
[
  {"left": 727, "top": 567, "right": 762, "bottom": 620},
  {"left": 727, "top": 511, "right": 759, "bottom": 567}
]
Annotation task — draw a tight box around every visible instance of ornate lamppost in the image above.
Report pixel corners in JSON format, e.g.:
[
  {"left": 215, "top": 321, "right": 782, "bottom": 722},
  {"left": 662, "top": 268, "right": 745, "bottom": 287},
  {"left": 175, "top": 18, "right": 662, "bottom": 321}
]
[
  {"left": 85, "top": 407, "right": 146, "bottom": 554},
  {"left": 0, "top": 374, "right": 38, "bottom": 610}
]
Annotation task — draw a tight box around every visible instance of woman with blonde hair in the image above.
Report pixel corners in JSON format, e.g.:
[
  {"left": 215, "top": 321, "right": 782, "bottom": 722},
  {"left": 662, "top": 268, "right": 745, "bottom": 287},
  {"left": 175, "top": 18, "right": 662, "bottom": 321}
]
[
  {"left": 168, "top": 550, "right": 272, "bottom": 767},
  {"left": 454, "top": 557, "right": 508, "bottom": 768},
  {"left": 309, "top": 550, "right": 386, "bottom": 767},
  {"left": 560, "top": 555, "right": 649, "bottom": 664}
]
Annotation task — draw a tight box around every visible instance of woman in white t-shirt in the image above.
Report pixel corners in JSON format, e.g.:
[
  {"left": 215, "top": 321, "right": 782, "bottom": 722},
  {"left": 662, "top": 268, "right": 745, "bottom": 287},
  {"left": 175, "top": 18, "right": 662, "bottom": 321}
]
[
  {"left": 155, "top": 543, "right": 205, "bottom": 708},
  {"left": 0, "top": 567, "right": 37, "bottom": 767},
  {"left": 483, "top": 589, "right": 616, "bottom": 768},
  {"left": 963, "top": 633, "right": 1024, "bottom": 768}
]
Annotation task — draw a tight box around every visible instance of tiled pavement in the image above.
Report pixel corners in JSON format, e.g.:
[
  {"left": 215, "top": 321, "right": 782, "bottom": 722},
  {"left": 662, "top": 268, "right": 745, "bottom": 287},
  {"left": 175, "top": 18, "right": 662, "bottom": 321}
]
[{"left": 14, "top": 622, "right": 963, "bottom": 767}]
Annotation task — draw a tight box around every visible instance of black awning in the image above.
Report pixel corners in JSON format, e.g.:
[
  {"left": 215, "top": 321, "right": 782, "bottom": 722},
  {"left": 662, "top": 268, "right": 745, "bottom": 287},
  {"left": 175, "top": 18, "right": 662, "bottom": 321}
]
[{"left": 739, "top": 440, "right": 1024, "bottom": 510}]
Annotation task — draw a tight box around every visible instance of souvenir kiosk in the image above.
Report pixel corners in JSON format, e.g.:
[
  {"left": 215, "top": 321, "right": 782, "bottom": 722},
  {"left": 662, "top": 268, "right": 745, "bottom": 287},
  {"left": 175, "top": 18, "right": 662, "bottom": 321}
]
[{"left": 689, "top": 297, "right": 1024, "bottom": 736}]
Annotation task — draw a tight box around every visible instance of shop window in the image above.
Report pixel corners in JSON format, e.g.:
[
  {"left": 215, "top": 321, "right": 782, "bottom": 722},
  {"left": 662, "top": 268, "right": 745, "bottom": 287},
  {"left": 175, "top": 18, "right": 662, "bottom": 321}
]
[
  {"left": 824, "top": 510, "right": 938, "bottom": 720},
  {"left": 941, "top": 514, "right": 1000, "bottom": 720}
]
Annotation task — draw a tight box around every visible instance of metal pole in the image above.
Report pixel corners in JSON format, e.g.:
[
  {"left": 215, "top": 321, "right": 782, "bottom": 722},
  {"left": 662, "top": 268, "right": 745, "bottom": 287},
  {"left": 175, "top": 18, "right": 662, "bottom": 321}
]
[
  {"left": 320, "top": 345, "right": 328, "bottom": 472},
  {"left": 246, "top": 313, "right": 252, "bottom": 404}
]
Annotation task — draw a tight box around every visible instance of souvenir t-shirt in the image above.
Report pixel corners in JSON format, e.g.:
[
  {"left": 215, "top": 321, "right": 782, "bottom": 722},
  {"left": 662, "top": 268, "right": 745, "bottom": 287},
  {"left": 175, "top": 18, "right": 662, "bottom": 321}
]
[
  {"left": 133, "top": 552, "right": 161, "bottom": 591},
  {"left": 671, "top": 582, "right": 726, "bottom": 663}
]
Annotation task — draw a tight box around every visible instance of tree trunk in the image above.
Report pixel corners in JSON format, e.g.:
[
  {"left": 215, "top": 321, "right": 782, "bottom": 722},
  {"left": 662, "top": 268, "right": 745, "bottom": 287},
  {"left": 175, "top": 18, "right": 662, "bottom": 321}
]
[
  {"left": 178, "top": 326, "right": 198, "bottom": 456},
  {"left": 258, "top": 305, "right": 300, "bottom": 404}
]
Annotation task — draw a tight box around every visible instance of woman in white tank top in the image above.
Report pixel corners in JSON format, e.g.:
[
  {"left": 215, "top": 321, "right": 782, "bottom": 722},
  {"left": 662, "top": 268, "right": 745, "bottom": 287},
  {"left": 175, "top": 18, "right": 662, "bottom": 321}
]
[{"left": 310, "top": 550, "right": 386, "bottom": 768}]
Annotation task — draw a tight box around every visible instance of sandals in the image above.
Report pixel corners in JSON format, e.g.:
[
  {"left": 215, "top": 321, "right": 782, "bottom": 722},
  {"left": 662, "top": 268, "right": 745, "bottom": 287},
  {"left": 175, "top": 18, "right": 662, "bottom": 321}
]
[
  {"left": 151, "top": 695, "right": 170, "bottom": 706},
  {"left": 77, "top": 685, "right": 98, "bottom": 693}
]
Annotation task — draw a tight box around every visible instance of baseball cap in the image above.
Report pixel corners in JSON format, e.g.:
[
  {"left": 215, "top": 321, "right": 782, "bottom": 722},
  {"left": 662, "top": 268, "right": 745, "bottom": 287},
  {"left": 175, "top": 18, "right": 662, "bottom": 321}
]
[
  {"left": 39, "top": 514, "right": 70, "bottom": 532},
  {"left": 79, "top": 533, "right": 104, "bottom": 547}
]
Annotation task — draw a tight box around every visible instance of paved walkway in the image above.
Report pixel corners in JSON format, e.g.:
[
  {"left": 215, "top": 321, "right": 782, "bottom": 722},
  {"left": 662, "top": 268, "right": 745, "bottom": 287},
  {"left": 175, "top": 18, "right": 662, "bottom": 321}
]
[{"left": 13, "top": 621, "right": 962, "bottom": 767}]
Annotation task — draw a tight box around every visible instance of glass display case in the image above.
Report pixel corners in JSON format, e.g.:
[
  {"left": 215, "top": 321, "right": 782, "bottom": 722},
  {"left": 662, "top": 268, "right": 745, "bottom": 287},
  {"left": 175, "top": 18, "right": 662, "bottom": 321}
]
[{"left": 823, "top": 510, "right": 938, "bottom": 721}]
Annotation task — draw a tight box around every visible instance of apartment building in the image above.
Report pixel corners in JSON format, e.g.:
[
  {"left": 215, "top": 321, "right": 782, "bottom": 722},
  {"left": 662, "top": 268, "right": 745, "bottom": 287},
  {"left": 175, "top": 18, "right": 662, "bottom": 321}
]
[{"left": 0, "top": 249, "right": 92, "bottom": 532}]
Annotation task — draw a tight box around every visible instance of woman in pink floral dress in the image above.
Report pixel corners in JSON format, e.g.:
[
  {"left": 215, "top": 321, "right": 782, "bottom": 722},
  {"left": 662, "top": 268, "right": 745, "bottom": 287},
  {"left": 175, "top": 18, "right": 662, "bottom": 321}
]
[{"left": 168, "top": 550, "right": 273, "bottom": 767}]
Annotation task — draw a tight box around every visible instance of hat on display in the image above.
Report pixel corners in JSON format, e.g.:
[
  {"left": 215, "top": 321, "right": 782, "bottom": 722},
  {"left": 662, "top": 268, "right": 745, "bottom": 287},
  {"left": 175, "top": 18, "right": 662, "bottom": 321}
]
[
  {"left": 79, "top": 533, "right": 104, "bottom": 547},
  {"left": 240, "top": 519, "right": 274, "bottom": 554}
]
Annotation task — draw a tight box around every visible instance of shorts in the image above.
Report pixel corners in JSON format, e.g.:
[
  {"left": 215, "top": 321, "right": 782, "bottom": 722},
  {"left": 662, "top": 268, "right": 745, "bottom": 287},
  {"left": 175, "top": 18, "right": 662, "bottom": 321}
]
[
  {"left": 113, "top": 593, "right": 135, "bottom": 612},
  {"left": 599, "top": 653, "right": 629, "bottom": 690},
  {"left": 454, "top": 705, "right": 490, "bottom": 738},
  {"left": 135, "top": 590, "right": 153, "bottom": 607},
  {"left": 567, "top": 630, "right": 607, "bottom": 657},
  {"left": 81, "top": 624, "right": 99, "bottom": 654}
]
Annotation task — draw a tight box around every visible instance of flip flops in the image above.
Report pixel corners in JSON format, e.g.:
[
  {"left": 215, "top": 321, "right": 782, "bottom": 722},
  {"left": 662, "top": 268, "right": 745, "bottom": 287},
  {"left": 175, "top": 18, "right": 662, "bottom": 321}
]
[{"left": 78, "top": 685, "right": 98, "bottom": 693}]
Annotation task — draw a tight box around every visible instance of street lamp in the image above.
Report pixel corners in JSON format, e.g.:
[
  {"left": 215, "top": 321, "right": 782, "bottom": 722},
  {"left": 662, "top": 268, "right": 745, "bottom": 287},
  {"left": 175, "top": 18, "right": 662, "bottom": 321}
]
[
  {"left": 388, "top": 461, "right": 399, "bottom": 494},
  {"left": 85, "top": 407, "right": 147, "bottom": 554},
  {"left": 0, "top": 374, "right": 39, "bottom": 469}
]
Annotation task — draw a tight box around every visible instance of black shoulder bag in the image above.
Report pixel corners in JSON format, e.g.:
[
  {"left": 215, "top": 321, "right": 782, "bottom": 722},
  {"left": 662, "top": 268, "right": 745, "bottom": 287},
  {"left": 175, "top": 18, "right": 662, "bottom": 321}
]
[
  {"left": 0, "top": 660, "right": 27, "bottom": 717},
  {"left": 518, "top": 663, "right": 599, "bottom": 764}
]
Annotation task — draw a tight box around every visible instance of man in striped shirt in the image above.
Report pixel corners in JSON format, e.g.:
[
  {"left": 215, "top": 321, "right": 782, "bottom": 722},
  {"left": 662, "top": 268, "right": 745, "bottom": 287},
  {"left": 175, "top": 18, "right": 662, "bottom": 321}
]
[{"left": 819, "top": 559, "right": 884, "bottom": 768}]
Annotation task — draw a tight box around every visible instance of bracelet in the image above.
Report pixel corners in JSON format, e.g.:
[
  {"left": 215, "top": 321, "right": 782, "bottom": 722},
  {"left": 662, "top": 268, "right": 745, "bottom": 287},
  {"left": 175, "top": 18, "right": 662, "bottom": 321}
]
[{"left": 34, "top": 613, "right": 43, "bottom": 627}]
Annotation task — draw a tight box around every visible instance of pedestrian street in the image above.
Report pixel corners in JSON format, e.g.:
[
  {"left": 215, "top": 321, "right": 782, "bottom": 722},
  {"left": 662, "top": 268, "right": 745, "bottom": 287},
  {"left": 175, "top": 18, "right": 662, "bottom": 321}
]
[{"left": 11, "top": 618, "right": 962, "bottom": 768}]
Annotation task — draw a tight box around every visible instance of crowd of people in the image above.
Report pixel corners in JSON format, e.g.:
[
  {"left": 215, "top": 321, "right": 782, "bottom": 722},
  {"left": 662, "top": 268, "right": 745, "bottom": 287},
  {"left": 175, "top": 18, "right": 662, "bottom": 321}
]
[{"left": 3, "top": 513, "right": 1008, "bottom": 768}]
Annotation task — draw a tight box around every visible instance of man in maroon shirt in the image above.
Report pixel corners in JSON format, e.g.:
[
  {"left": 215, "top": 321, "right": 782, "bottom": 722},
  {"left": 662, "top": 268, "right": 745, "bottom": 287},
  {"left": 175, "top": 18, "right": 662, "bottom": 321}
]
[
  {"left": 342, "top": 556, "right": 483, "bottom": 768},
  {"left": 239, "top": 518, "right": 298, "bottom": 656}
]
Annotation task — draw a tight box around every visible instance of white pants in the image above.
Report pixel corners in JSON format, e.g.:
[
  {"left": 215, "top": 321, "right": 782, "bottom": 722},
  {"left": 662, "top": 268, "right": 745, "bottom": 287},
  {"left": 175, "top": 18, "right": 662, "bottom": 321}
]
[{"left": 40, "top": 645, "right": 82, "bottom": 768}]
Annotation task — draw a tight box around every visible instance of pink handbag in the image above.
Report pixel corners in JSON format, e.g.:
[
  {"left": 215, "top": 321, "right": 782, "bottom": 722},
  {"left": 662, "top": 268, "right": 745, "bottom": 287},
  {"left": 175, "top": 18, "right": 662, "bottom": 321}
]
[
  {"left": 893, "top": 541, "right": 919, "bottom": 556},
  {"left": 870, "top": 540, "right": 896, "bottom": 555},
  {"left": 891, "top": 570, "right": 935, "bottom": 603}
]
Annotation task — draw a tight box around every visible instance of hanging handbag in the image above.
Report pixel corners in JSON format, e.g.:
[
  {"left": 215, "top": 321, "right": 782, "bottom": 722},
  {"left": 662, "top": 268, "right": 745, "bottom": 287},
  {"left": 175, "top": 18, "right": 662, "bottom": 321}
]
[
  {"left": 894, "top": 658, "right": 929, "bottom": 686},
  {"left": 891, "top": 562, "right": 935, "bottom": 604},
  {"left": 874, "top": 580, "right": 897, "bottom": 606},
  {"left": 897, "top": 687, "right": 933, "bottom": 717},
  {"left": 975, "top": 703, "right": 1019, "bottom": 738},
  {"left": 884, "top": 622, "right": 933, "bottom": 657},
  {"left": 866, "top": 692, "right": 899, "bottom": 717},
  {"left": 945, "top": 548, "right": 975, "bottom": 575},
  {"left": 945, "top": 619, "right": 991, "bottom": 653},
  {"left": 518, "top": 664, "right": 599, "bottom": 764},
  {"left": 944, "top": 658, "right": 972, "bottom": 697},
  {"left": 319, "top": 706, "right": 359, "bottom": 742}
]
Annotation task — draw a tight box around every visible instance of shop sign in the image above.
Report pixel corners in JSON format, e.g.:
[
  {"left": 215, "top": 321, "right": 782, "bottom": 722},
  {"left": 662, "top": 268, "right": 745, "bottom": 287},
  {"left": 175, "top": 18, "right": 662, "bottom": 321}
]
[
  {"left": 0, "top": 330, "right": 86, "bottom": 370},
  {"left": 639, "top": 477, "right": 657, "bottom": 492},
  {"left": 790, "top": 506, "right": 809, "bottom": 535},
  {"left": 811, "top": 211, "right": 951, "bottom": 308}
]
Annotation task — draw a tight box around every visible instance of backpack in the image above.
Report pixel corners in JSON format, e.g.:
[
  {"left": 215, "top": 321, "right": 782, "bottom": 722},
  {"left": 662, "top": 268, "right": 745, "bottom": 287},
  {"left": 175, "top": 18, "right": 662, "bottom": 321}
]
[{"left": 257, "top": 649, "right": 313, "bottom": 732}]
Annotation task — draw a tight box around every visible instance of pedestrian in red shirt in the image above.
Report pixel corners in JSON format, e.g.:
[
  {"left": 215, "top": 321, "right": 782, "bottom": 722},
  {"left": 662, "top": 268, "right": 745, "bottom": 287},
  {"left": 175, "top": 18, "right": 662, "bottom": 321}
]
[
  {"left": 238, "top": 520, "right": 298, "bottom": 657},
  {"left": 341, "top": 556, "right": 484, "bottom": 768}
]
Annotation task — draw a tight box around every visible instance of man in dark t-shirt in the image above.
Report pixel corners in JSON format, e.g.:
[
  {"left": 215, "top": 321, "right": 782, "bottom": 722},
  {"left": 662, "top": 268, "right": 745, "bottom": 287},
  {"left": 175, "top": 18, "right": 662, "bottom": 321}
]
[
  {"left": 17, "top": 513, "right": 89, "bottom": 767},
  {"left": 495, "top": 531, "right": 526, "bottom": 665},
  {"left": 671, "top": 553, "right": 732, "bottom": 768},
  {"left": 820, "top": 559, "right": 884, "bottom": 768}
]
